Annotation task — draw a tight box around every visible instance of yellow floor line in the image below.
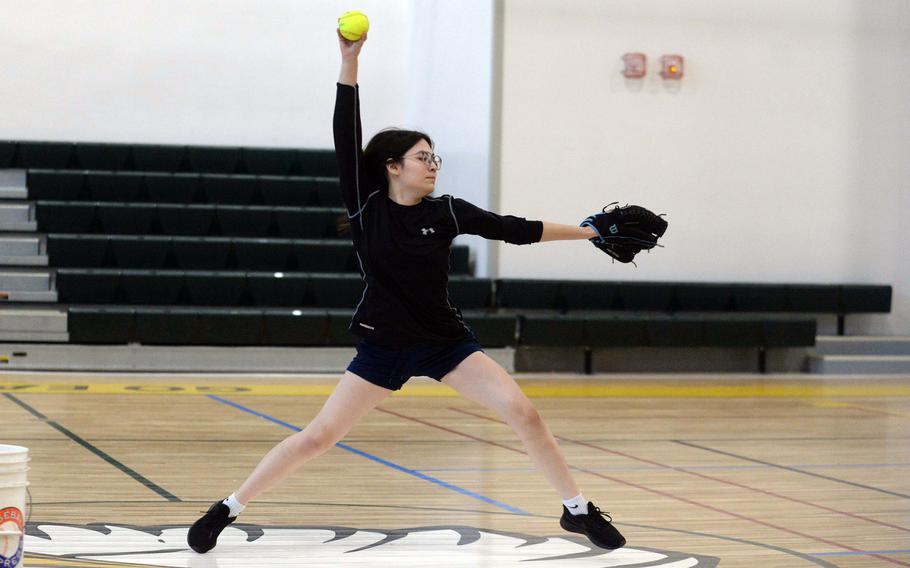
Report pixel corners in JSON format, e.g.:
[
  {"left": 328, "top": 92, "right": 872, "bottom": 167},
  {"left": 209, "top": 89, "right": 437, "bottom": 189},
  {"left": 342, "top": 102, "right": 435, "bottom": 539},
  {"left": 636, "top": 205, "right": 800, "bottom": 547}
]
[{"left": 2, "top": 382, "right": 910, "bottom": 397}]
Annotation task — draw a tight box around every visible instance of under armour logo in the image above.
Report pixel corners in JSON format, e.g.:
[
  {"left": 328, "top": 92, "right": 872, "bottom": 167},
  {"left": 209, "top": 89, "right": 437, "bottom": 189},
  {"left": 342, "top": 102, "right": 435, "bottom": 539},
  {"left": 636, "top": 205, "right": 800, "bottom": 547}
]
[
  {"left": 609, "top": 224, "right": 619, "bottom": 235},
  {"left": 421, "top": 227, "right": 435, "bottom": 235}
]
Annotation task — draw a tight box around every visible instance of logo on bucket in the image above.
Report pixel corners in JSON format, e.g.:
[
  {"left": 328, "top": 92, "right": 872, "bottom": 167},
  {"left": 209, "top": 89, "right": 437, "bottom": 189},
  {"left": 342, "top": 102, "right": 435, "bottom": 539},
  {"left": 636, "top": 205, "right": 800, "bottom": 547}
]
[{"left": 0, "top": 507, "right": 23, "bottom": 568}]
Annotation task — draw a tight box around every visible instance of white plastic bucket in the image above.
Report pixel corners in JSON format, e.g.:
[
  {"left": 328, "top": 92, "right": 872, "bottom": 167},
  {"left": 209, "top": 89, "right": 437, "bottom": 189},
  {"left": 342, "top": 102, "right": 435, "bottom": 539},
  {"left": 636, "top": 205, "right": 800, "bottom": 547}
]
[{"left": 0, "top": 445, "right": 28, "bottom": 568}]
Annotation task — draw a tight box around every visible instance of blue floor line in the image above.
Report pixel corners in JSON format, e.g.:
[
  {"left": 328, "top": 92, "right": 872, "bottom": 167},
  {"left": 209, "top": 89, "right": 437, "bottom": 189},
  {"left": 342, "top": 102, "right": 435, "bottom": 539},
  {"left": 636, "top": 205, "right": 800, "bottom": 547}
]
[{"left": 207, "top": 394, "right": 529, "bottom": 516}]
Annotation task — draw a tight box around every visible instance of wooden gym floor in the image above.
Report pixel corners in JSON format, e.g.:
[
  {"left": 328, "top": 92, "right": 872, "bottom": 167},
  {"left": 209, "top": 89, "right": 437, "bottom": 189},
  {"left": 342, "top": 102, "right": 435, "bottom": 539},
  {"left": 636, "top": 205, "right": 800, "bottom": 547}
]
[{"left": 1, "top": 372, "right": 908, "bottom": 567}]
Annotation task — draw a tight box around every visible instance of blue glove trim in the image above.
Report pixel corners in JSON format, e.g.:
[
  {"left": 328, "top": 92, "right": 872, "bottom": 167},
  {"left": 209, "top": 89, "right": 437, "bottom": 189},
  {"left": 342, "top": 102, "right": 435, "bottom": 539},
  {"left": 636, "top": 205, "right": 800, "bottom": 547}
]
[{"left": 580, "top": 220, "right": 604, "bottom": 242}]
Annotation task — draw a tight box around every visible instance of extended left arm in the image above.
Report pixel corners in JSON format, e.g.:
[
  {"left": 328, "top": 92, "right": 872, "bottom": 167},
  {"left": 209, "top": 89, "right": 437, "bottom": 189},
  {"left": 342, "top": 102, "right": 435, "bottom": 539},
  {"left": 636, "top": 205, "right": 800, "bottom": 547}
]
[
  {"left": 450, "top": 197, "right": 597, "bottom": 244},
  {"left": 539, "top": 221, "right": 596, "bottom": 242}
]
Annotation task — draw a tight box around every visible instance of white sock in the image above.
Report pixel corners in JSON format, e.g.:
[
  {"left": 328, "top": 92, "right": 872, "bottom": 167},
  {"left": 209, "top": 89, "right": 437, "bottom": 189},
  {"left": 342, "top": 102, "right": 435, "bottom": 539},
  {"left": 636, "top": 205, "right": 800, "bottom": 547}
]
[
  {"left": 222, "top": 493, "right": 246, "bottom": 518},
  {"left": 562, "top": 494, "right": 589, "bottom": 516}
]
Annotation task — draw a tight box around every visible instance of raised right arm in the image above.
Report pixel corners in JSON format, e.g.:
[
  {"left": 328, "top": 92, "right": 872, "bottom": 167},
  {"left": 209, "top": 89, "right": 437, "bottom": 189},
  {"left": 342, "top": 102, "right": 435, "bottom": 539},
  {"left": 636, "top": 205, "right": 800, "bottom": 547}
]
[{"left": 333, "top": 31, "right": 374, "bottom": 223}]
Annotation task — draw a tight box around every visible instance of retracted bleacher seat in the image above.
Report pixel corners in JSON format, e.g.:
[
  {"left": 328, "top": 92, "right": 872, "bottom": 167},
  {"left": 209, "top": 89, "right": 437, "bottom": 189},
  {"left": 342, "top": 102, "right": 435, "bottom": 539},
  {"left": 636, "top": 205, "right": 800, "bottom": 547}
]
[
  {"left": 196, "top": 309, "right": 264, "bottom": 345},
  {"left": 262, "top": 309, "right": 330, "bottom": 345},
  {"left": 842, "top": 285, "right": 891, "bottom": 313},
  {"left": 783, "top": 285, "right": 840, "bottom": 312},
  {"left": 47, "top": 235, "right": 109, "bottom": 267},
  {"left": 521, "top": 315, "right": 586, "bottom": 346},
  {"left": 16, "top": 142, "right": 73, "bottom": 168},
  {"left": 295, "top": 150, "right": 338, "bottom": 178},
  {"left": 259, "top": 177, "right": 315, "bottom": 207},
  {"left": 274, "top": 208, "right": 342, "bottom": 239},
  {"left": 521, "top": 314, "right": 816, "bottom": 349},
  {"left": 73, "top": 143, "right": 130, "bottom": 170},
  {"left": 172, "top": 237, "right": 232, "bottom": 270},
  {"left": 584, "top": 315, "right": 649, "bottom": 346},
  {"left": 145, "top": 173, "right": 201, "bottom": 203},
  {"left": 28, "top": 171, "right": 85, "bottom": 200},
  {"left": 498, "top": 280, "right": 888, "bottom": 316},
  {"left": 316, "top": 180, "right": 342, "bottom": 207},
  {"left": 497, "top": 279, "right": 564, "bottom": 310},
  {"left": 448, "top": 277, "right": 493, "bottom": 310},
  {"left": 310, "top": 273, "right": 364, "bottom": 308},
  {"left": 187, "top": 146, "right": 242, "bottom": 174},
  {"left": 326, "top": 311, "right": 359, "bottom": 346},
  {"left": 135, "top": 308, "right": 196, "bottom": 344},
  {"left": 561, "top": 281, "right": 618, "bottom": 311},
  {"left": 184, "top": 272, "right": 248, "bottom": 306},
  {"left": 98, "top": 203, "right": 157, "bottom": 234},
  {"left": 248, "top": 273, "right": 309, "bottom": 307},
  {"left": 131, "top": 145, "right": 186, "bottom": 172},
  {"left": 86, "top": 172, "right": 144, "bottom": 202},
  {"left": 110, "top": 236, "right": 170, "bottom": 269},
  {"left": 134, "top": 307, "right": 263, "bottom": 345},
  {"left": 450, "top": 247, "right": 470, "bottom": 276},
  {"left": 67, "top": 307, "right": 133, "bottom": 343},
  {"left": 201, "top": 175, "right": 257, "bottom": 205},
  {"left": 729, "top": 284, "right": 790, "bottom": 312},
  {"left": 56, "top": 269, "right": 122, "bottom": 304},
  {"left": 462, "top": 312, "right": 516, "bottom": 347},
  {"left": 0, "top": 141, "right": 15, "bottom": 166},
  {"left": 614, "top": 282, "right": 675, "bottom": 311},
  {"left": 234, "top": 239, "right": 297, "bottom": 271},
  {"left": 700, "top": 318, "right": 766, "bottom": 347},
  {"left": 672, "top": 283, "right": 734, "bottom": 311},
  {"left": 158, "top": 205, "right": 215, "bottom": 236},
  {"left": 760, "top": 318, "right": 817, "bottom": 347},
  {"left": 638, "top": 317, "right": 704, "bottom": 347},
  {"left": 242, "top": 148, "right": 296, "bottom": 176},
  {"left": 121, "top": 270, "right": 185, "bottom": 305},
  {"left": 292, "top": 241, "right": 355, "bottom": 272},
  {"left": 36, "top": 202, "right": 97, "bottom": 233},
  {"left": 216, "top": 206, "right": 275, "bottom": 237}
]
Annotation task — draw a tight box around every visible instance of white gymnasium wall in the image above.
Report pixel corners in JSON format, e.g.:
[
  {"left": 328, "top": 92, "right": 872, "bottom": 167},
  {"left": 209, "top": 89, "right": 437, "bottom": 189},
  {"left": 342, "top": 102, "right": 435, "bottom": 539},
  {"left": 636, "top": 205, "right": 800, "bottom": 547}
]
[
  {"left": 1, "top": 0, "right": 497, "bottom": 274},
  {"left": 404, "top": 1, "right": 496, "bottom": 276},
  {"left": 498, "top": 0, "right": 910, "bottom": 334},
  {"left": 0, "top": 0, "right": 412, "bottom": 148}
]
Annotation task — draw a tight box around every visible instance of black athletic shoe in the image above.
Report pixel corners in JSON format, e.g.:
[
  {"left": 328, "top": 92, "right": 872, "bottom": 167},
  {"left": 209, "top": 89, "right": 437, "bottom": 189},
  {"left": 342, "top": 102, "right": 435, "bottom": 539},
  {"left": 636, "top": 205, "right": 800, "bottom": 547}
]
[
  {"left": 560, "top": 502, "right": 626, "bottom": 550},
  {"left": 188, "top": 501, "right": 236, "bottom": 553}
]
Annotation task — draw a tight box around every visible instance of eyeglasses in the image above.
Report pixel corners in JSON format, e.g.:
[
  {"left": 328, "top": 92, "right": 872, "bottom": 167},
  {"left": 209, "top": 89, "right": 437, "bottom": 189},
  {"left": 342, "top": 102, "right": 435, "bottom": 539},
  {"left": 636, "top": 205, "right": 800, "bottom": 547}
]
[{"left": 402, "top": 151, "right": 443, "bottom": 170}]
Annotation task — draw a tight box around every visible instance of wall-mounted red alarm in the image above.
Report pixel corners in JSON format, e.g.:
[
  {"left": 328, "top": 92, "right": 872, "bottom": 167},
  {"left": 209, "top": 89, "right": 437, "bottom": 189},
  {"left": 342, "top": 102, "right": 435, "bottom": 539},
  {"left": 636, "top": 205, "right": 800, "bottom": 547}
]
[
  {"left": 660, "top": 54, "right": 684, "bottom": 79},
  {"left": 621, "top": 53, "right": 647, "bottom": 79}
]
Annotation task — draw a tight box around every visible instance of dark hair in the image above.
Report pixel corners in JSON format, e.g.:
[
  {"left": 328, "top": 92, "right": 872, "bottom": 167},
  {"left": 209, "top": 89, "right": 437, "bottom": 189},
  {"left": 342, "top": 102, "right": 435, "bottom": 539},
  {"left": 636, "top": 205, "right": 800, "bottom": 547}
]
[
  {"left": 364, "top": 128, "right": 434, "bottom": 192},
  {"left": 337, "top": 128, "right": 433, "bottom": 235}
]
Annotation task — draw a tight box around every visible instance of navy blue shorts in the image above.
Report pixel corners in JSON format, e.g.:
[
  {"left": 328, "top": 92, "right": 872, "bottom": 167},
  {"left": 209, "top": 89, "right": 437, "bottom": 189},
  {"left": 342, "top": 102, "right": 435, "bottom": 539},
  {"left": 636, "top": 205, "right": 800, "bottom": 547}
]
[{"left": 346, "top": 337, "right": 484, "bottom": 391}]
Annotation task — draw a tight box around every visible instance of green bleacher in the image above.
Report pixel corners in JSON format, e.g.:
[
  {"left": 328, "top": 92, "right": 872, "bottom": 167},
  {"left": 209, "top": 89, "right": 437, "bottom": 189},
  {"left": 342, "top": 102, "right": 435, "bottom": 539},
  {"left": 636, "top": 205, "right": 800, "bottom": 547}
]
[{"left": 0, "top": 140, "right": 892, "bottom": 366}]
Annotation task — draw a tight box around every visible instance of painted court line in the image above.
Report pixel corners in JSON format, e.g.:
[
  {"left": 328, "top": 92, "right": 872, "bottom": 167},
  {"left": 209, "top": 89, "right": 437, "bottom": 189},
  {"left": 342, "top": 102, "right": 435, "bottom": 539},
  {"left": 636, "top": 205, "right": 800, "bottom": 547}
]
[
  {"left": 206, "top": 395, "right": 528, "bottom": 516},
  {"left": 813, "top": 549, "right": 910, "bottom": 557},
  {"left": 673, "top": 439, "right": 910, "bottom": 500},
  {"left": 375, "top": 405, "right": 910, "bottom": 567},
  {"left": 834, "top": 402, "right": 910, "bottom": 419},
  {"left": 446, "top": 406, "right": 910, "bottom": 535},
  {"left": 414, "top": 461, "right": 910, "bottom": 473},
  {"left": 2, "top": 393, "right": 180, "bottom": 502},
  {"left": 3, "top": 380, "right": 910, "bottom": 397}
]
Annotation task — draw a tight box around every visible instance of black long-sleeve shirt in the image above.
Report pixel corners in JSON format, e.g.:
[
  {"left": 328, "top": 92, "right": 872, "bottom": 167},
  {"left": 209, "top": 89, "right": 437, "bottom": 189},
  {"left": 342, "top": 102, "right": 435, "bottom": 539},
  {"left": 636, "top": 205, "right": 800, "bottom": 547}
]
[{"left": 333, "top": 83, "right": 543, "bottom": 347}]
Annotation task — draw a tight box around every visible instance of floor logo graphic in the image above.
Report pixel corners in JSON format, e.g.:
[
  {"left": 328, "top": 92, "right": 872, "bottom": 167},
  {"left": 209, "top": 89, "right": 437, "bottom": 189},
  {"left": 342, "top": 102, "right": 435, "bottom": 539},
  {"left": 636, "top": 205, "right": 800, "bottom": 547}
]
[{"left": 25, "top": 522, "right": 719, "bottom": 567}]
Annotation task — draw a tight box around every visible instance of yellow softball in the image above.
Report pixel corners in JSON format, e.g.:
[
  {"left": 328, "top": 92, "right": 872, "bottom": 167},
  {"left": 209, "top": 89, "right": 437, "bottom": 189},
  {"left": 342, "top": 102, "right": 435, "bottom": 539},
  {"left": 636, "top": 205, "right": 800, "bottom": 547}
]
[{"left": 338, "top": 10, "right": 369, "bottom": 41}]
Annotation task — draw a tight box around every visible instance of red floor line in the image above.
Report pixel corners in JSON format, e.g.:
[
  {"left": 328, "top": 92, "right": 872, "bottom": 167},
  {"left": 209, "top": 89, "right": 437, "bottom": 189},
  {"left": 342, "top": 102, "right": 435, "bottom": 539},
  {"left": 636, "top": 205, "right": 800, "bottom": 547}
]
[
  {"left": 447, "top": 407, "right": 910, "bottom": 535},
  {"left": 373, "top": 405, "right": 908, "bottom": 567},
  {"left": 377, "top": 407, "right": 524, "bottom": 455},
  {"left": 843, "top": 404, "right": 910, "bottom": 419}
]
